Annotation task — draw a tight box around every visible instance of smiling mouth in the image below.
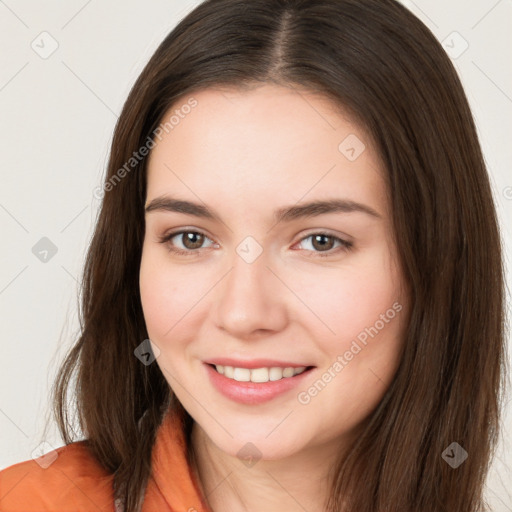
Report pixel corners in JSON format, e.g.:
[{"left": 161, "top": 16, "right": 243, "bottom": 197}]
[{"left": 208, "top": 363, "right": 315, "bottom": 383}]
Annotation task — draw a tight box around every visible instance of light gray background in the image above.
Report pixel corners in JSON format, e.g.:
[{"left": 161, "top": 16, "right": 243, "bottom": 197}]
[{"left": 0, "top": 0, "right": 511, "bottom": 509}]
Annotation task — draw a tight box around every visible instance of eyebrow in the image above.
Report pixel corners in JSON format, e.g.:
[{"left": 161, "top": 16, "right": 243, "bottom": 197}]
[{"left": 144, "top": 196, "right": 382, "bottom": 223}]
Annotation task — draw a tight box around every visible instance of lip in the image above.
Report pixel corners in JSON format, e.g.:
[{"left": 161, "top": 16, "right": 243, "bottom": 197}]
[
  {"left": 204, "top": 357, "right": 312, "bottom": 369},
  {"left": 204, "top": 363, "right": 315, "bottom": 405}
]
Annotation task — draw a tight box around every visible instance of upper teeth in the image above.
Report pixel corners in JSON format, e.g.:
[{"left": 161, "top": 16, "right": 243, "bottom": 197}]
[{"left": 215, "top": 365, "right": 307, "bottom": 383}]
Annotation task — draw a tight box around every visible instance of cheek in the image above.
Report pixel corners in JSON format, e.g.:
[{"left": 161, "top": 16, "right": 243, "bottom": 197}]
[
  {"left": 293, "top": 258, "right": 406, "bottom": 436},
  {"left": 139, "top": 248, "right": 189, "bottom": 341},
  {"left": 139, "top": 246, "right": 218, "bottom": 350},
  {"left": 294, "top": 253, "right": 403, "bottom": 346}
]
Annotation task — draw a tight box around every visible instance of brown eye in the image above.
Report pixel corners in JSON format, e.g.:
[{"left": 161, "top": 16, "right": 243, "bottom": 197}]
[
  {"left": 180, "top": 232, "right": 205, "bottom": 250},
  {"left": 311, "top": 234, "right": 336, "bottom": 252}
]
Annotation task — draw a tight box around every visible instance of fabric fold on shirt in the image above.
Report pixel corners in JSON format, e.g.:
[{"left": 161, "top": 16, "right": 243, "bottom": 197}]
[{"left": 144, "top": 404, "right": 211, "bottom": 512}]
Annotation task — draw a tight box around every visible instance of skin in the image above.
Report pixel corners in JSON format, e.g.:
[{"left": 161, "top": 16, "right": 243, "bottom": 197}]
[{"left": 139, "top": 84, "right": 410, "bottom": 511}]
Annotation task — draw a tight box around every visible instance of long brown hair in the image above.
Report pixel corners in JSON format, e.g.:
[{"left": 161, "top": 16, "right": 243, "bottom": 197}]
[{"left": 49, "top": 0, "right": 508, "bottom": 510}]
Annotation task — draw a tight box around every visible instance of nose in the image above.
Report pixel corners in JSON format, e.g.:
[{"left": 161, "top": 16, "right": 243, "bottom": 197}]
[{"left": 212, "top": 247, "right": 289, "bottom": 339}]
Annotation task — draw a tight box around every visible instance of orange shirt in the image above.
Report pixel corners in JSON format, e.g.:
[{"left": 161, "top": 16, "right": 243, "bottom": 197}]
[{"left": 0, "top": 407, "right": 211, "bottom": 512}]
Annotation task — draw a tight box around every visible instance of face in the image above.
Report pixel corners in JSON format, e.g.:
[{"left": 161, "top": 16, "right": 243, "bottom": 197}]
[{"left": 139, "top": 84, "right": 409, "bottom": 462}]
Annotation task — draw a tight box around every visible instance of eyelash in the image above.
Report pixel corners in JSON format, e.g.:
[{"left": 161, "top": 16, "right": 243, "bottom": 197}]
[{"left": 157, "top": 230, "right": 353, "bottom": 258}]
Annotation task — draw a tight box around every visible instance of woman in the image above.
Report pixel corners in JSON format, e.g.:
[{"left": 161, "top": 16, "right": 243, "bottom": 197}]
[{"left": 0, "top": 0, "right": 506, "bottom": 511}]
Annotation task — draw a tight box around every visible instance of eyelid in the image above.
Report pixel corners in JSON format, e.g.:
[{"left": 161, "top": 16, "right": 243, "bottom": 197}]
[
  {"left": 158, "top": 226, "right": 216, "bottom": 244},
  {"left": 297, "top": 227, "right": 353, "bottom": 244}
]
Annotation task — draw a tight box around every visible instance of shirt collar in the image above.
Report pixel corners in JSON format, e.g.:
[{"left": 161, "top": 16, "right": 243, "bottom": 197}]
[{"left": 148, "top": 404, "right": 211, "bottom": 512}]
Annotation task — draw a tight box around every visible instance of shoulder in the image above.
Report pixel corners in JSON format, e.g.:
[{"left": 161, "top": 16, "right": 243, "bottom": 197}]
[{"left": 0, "top": 441, "right": 115, "bottom": 512}]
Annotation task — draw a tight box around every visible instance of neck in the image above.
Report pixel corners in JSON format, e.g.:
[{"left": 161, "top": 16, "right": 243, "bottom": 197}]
[{"left": 188, "top": 422, "right": 341, "bottom": 512}]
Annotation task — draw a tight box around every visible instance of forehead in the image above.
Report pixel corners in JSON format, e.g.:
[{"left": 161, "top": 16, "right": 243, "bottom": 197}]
[{"left": 146, "top": 84, "right": 388, "bottom": 218}]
